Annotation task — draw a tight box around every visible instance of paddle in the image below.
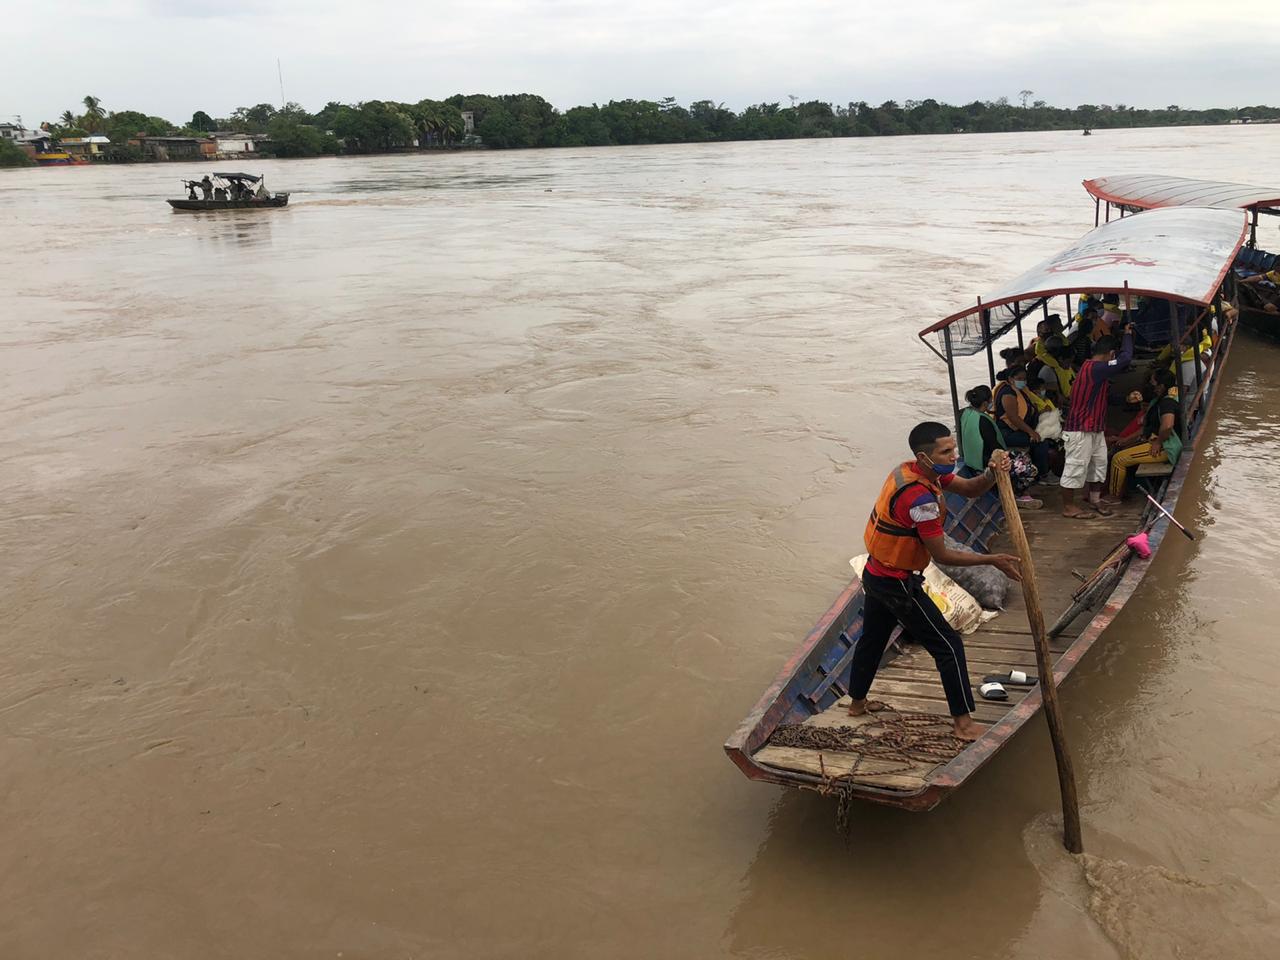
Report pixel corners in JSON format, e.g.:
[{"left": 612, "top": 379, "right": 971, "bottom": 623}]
[
  {"left": 995, "top": 467, "right": 1084, "bottom": 854},
  {"left": 1144, "top": 492, "right": 1196, "bottom": 541}
]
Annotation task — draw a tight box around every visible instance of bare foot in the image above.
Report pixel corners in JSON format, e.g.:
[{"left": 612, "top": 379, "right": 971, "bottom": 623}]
[
  {"left": 952, "top": 715, "right": 984, "bottom": 742},
  {"left": 847, "top": 697, "right": 867, "bottom": 717}
]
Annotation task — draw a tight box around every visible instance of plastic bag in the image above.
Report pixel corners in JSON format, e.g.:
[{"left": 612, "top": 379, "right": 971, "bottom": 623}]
[
  {"left": 850, "top": 554, "right": 990, "bottom": 635},
  {"left": 1037, "top": 407, "right": 1063, "bottom": 441},
  {"left": 934, "top": 535, "right": 1012, "bottom": 610}
]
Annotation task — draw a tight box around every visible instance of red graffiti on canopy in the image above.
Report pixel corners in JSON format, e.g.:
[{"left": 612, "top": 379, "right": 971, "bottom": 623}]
[{"left": 1047, "top": 252, "right": 1159, "bottom": 273}]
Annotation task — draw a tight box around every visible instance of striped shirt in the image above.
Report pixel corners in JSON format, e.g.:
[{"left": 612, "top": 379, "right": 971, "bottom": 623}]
[{"left": 1065, "top": 333, "right": 1133, "bottom": 433}]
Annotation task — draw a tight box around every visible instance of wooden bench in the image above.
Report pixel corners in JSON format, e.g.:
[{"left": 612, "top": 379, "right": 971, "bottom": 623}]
[{"left": 1135, "top": 462, "right": 1175, "bottom": 478}]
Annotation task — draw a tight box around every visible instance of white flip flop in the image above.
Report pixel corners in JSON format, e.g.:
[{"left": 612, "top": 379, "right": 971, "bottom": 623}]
[{"left": 979, "top": 681, "right": 1008, "bottom": 701}]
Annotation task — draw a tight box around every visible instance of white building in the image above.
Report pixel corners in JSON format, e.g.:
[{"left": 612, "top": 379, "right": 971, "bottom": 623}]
[{"left": 212, "top": 132, "right": 267, "bottom": 155}]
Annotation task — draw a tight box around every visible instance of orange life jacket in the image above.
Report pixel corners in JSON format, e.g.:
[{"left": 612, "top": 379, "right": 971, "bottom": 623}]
[
  {"left": 995, "top": 380, "right": 1034, "bottom": 430},
  {"left": 863, "top": 462, "right": 946, "bottom": 573}
]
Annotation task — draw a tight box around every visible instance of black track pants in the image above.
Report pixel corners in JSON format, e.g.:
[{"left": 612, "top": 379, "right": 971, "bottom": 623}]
[{"left": 847, "top": 568, "right": 976, "bottom": 716}]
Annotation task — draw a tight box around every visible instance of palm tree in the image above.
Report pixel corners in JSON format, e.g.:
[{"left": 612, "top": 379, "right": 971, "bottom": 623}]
[
  {"left": 59, "top": 110, "right": 77, "bottom": 128},
  {"left": 81, "top": 95, "right": 105, "bottom": 133},
  {"left": 412, "top": 99, "right": 446, "bottom": 146},
  {"left": 439, "top": 107, "right": 464, "bottom": 144}
]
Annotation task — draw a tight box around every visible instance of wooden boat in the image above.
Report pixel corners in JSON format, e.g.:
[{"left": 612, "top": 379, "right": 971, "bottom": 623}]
[
  {"left": 1238, "top": 301, "right": 1280, "bottom": 341},
  {"left": 168, "top": 195, "right": 289, "bottom": 211},
  {"left": 1085, "top": 174, "right": 1280, "bottom": 340},
  {"left": 724, "top": 206, "right": 1247, "bottom": 811},
  {"left": 1084, "top": 173, "right": 1280, "bottom": 245},
  {"left": 167, "top": 171, "right": 288, "bottom": 211}
]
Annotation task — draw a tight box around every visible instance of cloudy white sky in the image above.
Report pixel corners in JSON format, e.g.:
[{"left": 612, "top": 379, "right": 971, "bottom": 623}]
[{"left": 4, "top": 0, "right": 1277, "bottom": 125}]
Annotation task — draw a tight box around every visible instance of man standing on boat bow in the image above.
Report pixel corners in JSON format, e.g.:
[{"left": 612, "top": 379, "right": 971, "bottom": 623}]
[{"left": 848, "top": 422, "right": 1022, "bottom": 741}]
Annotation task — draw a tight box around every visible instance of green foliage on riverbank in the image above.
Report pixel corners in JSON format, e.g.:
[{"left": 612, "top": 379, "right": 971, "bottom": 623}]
[
  {"left": 458, "top": 96, "right": 1274, "bottom": 145},
  {"left": 0, "top": 138, "right": 35, "bottom": 167},
  {"left": 33, "top": 93, "right": 1280, "bottom": 160}
]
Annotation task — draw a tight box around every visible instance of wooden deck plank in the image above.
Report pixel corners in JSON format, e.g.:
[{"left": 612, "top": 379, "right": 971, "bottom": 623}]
[
  {"left": 752, "top": 746, "right": 930, "bottom": 790},
  {"left": 890, "top": 648, "right": 1041, "bottom": 671},
  {"left": 881, "top": 664, "right": 1038, "bottom": 692}
]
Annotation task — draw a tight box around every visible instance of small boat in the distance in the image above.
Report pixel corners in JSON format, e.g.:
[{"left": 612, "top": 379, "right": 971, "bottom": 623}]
[{"left": 168, "top": 172, "right": 289, "bottom": 211}]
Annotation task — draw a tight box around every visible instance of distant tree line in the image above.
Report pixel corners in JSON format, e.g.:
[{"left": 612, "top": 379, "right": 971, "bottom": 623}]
[{"left": 24, "top": 93, "right": 1280, "bottom": 163}]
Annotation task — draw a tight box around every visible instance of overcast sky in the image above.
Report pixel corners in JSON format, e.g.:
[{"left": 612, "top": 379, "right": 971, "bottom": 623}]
[{"left": 4, "top": 0, "right": 1277, "bottom": 125}]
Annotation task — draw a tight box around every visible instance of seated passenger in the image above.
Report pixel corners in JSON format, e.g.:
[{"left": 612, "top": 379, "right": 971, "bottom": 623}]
[
  {"left": 994, "top": 360, "right": 1052, "bottom": 481},
  {"left": 1242, "top": 266, "right": 1280, "bottom": 313},
  {"left": 1033, "top": 314, "right": 1067, "bottom": 359},
  {"left": 1042, "top": 341, "right": 1075, "bottom": 401},
  {"left": 1068, "top": 305, "right": 1099, "bottom": 365},
  {"left": 959, "top": 385, "right": 1040, "bottom": 508},
  {"left": 1036, "top": 364, "right": 1064, "bottom": 410},
  {"left": 1155, "top": 309, "right": 1214, "bottom": 394},
  {"left": 1242, "top": 264, "right": 1280, "bottom": 286},
  {"left": 1109, "top": 370, "right": 1156, "bottom": 450},
  {"left": 1093, "top": 294, "right": 1124, "bottom": 341},
  {"left": 1106, "top": 368, "right": 1181, "bottom": 497}
]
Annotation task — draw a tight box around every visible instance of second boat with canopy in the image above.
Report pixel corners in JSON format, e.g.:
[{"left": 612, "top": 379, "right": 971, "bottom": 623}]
[{"left": 1084, "top": 173, "right": 1280, "bottom": 340}]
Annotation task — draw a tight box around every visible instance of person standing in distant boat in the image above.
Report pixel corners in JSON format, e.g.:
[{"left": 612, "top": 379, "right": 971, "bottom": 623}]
[
  {"left": 848, "top": 422, "right": 1022, "bottom": 742},
  {"left": 199, "top": 175, "right": 213, "bottom": 200}
]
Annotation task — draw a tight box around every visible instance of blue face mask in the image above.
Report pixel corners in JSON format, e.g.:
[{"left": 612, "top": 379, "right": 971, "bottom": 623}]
[
  {"left": 1013, "top": 379, "right": 1028, "bottom": 390},
  {"left": 923, "top": 454, "right": 955, "bottom": 476}
]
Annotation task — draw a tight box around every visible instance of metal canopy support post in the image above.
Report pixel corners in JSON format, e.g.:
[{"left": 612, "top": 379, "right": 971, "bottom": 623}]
[
  {"left": 1187, "top": 308, "right": 1198, "bottom": 414},
  {"left": 980, "top": 298, "right": 996, "bottom": 386},
  {"left": 1168, "top": 305, "right": 1189, "bottom": 441},
  {"left": 1015, "top": 301, "right": 1024, "bottom": 349},
  {"left": 1105, "top": 202, "right": 1112, "bottom": 223},
  {"left": 1250, "top": 208, "right": 1259, "bottom": 249},
  {"left": 942, "top": 326, "right": 962, "bottom": 441},
  {"left": 1094, "top": 197, "right": 1100, "bottom": 228}
]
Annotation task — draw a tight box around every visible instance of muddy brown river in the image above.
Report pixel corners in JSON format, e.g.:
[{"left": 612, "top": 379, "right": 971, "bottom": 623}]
[{"left": 3, "top": 127, "right": 1280, "bottom": 958}]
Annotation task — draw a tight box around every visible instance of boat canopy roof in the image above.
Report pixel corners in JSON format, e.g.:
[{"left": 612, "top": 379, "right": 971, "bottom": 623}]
[
  {"left": 919, "top": 206, "right": 1247, "bottom": 357},
  {"left": 213, "top": 172, "right": 262, "bottom": 182},
  {"left": 1084, "top": 174, "right": 1280, "bottom": 213}
]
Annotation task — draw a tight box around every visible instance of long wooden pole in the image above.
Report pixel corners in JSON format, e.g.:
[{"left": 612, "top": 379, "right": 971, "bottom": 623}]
[{"left": 994, "top": 470, "right": 1084, "bottom": 853}]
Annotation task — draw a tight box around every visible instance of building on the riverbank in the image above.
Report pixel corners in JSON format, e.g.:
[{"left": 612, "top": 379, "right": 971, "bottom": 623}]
[
  {"left": 0, "top": 122, "right": 29, "bottom": 140},
  {"left": 60, "top": 136, "right": 110, "bottom": 161},
  {"left": 211, "top": 132, "right": 269, "bottom": 157},
  {"left": 130, "top": 135, "right": 216, "bottom": 161}
]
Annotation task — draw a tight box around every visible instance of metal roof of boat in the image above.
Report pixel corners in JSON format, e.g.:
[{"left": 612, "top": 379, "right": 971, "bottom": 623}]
[
  {"left": 213, "top": 172, "right": 262, "bottom": 182},
  {"left": 1084, "top": 174, "right": 1280, "bottom": 212},
  {"left": 918, "top": 206, "right": 1248, "bottom": 356}
]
